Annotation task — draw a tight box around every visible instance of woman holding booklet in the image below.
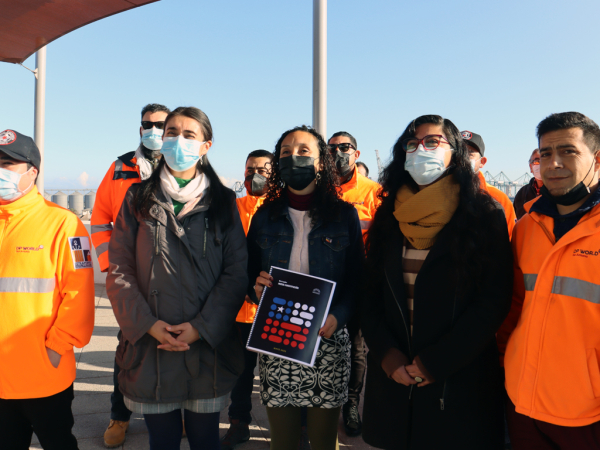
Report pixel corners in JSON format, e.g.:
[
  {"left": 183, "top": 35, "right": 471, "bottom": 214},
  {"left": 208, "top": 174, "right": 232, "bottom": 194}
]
[{"left": 248, "top": 125, "right": 364, "bottom": 450}]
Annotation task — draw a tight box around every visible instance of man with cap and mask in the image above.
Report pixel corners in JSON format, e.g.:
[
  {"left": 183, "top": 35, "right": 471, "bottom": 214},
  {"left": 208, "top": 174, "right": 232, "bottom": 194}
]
[
  {"left": 0, "top": 130, "right": 95, "bottom": 449},
  {"left": 91, "top": 103, "right": 170, "bottom": 448},
  {"left": 326, "top": 131, "right": 381, "bottom": 438},
  {"left": 221, "top": 149, "right": 273, "bottom": 450},
  {"left": 462, "top": 130, "right": 517, "bottom": 237},
  {"left": 513, "top": 149, "right": 543, "bottom": 220}
]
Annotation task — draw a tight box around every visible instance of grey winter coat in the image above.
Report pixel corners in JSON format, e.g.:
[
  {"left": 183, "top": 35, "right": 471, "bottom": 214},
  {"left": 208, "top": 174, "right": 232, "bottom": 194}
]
[{"left": 107, "top": 185, "right": 248, "bottom": 403}]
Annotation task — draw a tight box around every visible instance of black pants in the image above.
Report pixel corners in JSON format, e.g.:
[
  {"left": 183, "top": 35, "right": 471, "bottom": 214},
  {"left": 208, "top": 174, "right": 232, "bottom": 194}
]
[
  {"left": 228, "top": 322, "right": 258, "bottom": 424},
  {"left": 0, "top": 384, "right": 78, "bottom": 450},
  {"left": 346, "top": 316, "right": 366, "bottom": 407},
  {"left": 111, "top": 354, "right": 133, "bottom": 421},
  {"left": 144, "top": 409, "right": 220, "bottom": 450}
]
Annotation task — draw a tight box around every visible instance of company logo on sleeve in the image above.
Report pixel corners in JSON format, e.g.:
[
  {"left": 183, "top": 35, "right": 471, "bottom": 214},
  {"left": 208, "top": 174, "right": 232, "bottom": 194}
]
[
  {"left": 573, "top": 248, "right": 600, "bottom": 258},
  {"left": 69, "top": 237, "right": 93, "bottom": 269}
]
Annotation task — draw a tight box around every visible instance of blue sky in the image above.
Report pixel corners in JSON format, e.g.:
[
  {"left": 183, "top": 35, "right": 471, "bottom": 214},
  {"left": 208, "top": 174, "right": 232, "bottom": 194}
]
[{"left": 2, "top": 0, "right": 600, "bottom": 189}]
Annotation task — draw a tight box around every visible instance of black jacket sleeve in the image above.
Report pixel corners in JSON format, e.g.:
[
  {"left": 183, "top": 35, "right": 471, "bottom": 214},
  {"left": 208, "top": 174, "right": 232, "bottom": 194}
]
[
  {"left": 417, "top": 209, "right": 514, "bottom": 382},
  {"left": 329, "top": 206, "right": 364, "bottom": 331},
  {"left": 189, "top": 196, "right": 248, "bottom": 349},
  {"left": 107, "top": 187, "right": 158, "bottom": 345}
]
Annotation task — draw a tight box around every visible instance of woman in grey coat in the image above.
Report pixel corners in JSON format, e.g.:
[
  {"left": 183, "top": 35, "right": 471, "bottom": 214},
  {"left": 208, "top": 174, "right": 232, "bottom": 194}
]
[{"left": 107, "top": 107, "right": 248, "bottom": 450}]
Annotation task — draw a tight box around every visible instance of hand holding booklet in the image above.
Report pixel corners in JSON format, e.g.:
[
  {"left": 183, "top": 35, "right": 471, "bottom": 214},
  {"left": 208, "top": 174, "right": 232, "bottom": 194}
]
[{"left": 246, "top": 267, "right": 336, "bottom": 367}]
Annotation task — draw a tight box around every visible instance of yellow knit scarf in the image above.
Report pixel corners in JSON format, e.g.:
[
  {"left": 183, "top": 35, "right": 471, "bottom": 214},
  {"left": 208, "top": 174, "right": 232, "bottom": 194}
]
[{"left": 393, "top": 176, "right": 460, "bottom": 249}]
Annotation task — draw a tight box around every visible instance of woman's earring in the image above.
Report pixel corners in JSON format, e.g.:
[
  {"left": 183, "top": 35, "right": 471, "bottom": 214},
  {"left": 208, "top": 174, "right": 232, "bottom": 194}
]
[
  {"left": 199, "top": 155, "right": 204, "bottom": 166},
  {"left": 315, "top": 172, "right": 322, "bottom": 185}
]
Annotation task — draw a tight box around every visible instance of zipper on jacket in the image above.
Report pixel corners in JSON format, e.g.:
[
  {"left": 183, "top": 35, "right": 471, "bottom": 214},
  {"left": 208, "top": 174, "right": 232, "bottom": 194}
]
[
  {"left": 203, "top": 217, "right": 208, "bottom": 258},
  {"left": 440, "top": 382, "right": 446, "bottom": 410},
  {"left": 385, "top": 271, "right": 412, "bottom": 358},
  {"left": 151, "top": 289, "right": 161, "bottom": 401},
  {"left": 155, "top": 221, "right": 160, "bottom": 256}
]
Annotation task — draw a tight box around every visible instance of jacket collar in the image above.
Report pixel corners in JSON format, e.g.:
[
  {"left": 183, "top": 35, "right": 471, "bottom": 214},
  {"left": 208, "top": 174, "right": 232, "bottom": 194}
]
[
  {"left": 118, "top": 150, "right": 138, "bottom": 168},
  {"left": 0, "top": 187, "right": 43, "bottom": 216},
  {"left": 340, "top": 168, "right": 358, "bottom": 193}
]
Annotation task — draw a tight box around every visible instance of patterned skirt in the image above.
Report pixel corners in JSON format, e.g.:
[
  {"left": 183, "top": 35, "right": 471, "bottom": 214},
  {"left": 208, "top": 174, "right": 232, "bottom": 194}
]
[{"left": 259, "top": 328, "right": 350, "bottom": 408}]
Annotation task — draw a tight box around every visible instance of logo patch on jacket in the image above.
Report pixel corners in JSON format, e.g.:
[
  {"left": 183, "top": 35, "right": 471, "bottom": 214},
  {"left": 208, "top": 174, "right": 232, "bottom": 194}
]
[{"left": 69, "top": 237, "right": 93, "bottom": 269}]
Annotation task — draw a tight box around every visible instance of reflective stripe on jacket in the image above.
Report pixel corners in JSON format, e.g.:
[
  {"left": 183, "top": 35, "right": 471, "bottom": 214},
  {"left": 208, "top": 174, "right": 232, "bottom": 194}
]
[
  {"left": 340, "top": 169, "right": 381, "bottom": 240},
  {"left": 235, "top": 194, "right": 265, "bottom": 323},
  {"left": 478, "top": 172, "right": 516, "bottom": 238},
  {"left": 0, "top": 188, "right": 95, "bottom": 399},
  {"left": 91, "top": 151, "right": 141, "bottom": 272},
  {"left": 499, "top": 197, "right": 600, "bottom": 426}
]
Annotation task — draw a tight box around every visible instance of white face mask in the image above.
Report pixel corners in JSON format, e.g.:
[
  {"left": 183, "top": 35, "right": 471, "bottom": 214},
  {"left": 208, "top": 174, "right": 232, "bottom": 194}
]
[
  {"left": 404, "top": 145, "right": 453, "bottom": 186},
  {"left": 470, "top": 157, "right": 481, "bottom": 174},
  {"left": 532, "top": 164, "right": 542, "bottom": 181},
  {"left": 141, "top": 127, "right": 164, "bottom": 151},
  {"left": 0, "top": 166, "right": 34, "bottom": 201}
]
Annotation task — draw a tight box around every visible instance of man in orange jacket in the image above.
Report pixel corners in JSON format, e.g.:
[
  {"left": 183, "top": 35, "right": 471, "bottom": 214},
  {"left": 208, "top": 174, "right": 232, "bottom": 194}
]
[
  {"left": 0, "top": 130, "right": 95, "bottom": 449},
  {"left": 328, "top": 131, "right": 381, "bottom": 437},
  {"left": 462, "top": 130, "right": 517, "bottom": 237},
  {"left": 91, "top": 103, "right": 170, "bottom": 448},
  {"left": 221, "top": 150, "right": 273, "bottom": 450},
  {"left": 499, "top": 112, "right": 600, "bottom": 449}
]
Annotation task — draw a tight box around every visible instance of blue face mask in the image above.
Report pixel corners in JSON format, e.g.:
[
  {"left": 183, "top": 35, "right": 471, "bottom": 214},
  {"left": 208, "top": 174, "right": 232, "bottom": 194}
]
[
  {"left": 141, "top": 127, "right": 164, "bottom": 151},
  {"left": 161, "top": 136, "right": 204, "bottom": 171},
  {"left": 404, "top": 144, "right": 453, "bottom": 186},
  {"left": 0, "top": 166, "right": 33, "bottom": 201}
]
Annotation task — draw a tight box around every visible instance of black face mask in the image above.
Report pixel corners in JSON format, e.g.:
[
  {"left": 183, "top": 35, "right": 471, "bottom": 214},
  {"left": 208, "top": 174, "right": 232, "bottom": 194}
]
[
  {"left": 244, "top": 173, "right": 268, "bottom": 197},
  {"left": 279, "top": 155, "right": 316, "bottom": 191},
  {"left": 540, "top": 159, "right": 595, "bottom": 206},
  {"left": 334, "top": 151, "right": 353, "bottom": 177}
]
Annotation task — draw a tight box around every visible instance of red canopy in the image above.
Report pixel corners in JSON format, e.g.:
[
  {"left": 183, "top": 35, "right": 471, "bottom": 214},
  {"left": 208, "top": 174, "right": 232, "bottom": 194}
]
[{"left": 0, "top": 0, "right": 159, "bottom": 63}]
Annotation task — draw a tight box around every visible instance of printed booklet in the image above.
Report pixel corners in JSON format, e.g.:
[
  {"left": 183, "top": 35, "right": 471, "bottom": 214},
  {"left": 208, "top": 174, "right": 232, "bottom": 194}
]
[{"left": 246, "top": 266, "right": 336, "bottom": 367}]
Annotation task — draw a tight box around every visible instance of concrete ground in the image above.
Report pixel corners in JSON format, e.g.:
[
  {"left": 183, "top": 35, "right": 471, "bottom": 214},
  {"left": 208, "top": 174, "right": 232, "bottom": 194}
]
[{"left": 30, "top": 285, "right": 374, "bottom": 449}]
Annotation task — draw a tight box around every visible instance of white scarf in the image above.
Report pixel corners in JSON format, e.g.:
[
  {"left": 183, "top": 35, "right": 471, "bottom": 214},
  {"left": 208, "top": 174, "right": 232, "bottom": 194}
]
[
  {"left": 159, "top": 164, "right": 209, "bottom": 206},
  {"left": 134, "top": 146, "right": 155, "bottom": 180}
]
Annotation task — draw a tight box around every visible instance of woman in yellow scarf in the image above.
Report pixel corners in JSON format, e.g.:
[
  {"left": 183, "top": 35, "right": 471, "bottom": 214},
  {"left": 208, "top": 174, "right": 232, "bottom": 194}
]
[{"left": 360, "top": 115, "right": 513, "bottom": 450}]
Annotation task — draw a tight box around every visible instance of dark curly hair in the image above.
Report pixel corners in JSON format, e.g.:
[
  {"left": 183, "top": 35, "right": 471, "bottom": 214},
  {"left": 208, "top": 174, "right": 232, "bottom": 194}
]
[
  {"left": 365, "top": 114, "right": 504, "bottom": 294},
  {"left": 263, "top": 125, "right": 343, "bottom": 224}
]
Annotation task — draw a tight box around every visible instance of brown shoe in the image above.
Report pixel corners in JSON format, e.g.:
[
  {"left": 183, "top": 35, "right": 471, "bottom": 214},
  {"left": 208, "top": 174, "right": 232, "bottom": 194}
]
[{"left": 104, "top": 420, "right": 129, "bottom": 448}]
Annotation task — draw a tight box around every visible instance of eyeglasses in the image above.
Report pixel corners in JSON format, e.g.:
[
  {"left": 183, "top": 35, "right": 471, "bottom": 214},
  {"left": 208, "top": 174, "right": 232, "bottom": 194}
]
[
  {"left": 141, "top": 121, "right": 165, "bottom": 130},
  {"left": 327, "top": 143, "right": 356, "bottom": 154},
  {"left": 529, "top": 158, "right": 540, "bottom": 165},
  {"left": 401, "top": 135, "right": 450, "bottom": 153}
]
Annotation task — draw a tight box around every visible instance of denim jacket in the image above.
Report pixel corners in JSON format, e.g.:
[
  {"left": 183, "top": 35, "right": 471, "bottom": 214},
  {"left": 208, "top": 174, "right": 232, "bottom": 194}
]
[{"left": 247, "top": 200, "right": 364, "bottom": 331}]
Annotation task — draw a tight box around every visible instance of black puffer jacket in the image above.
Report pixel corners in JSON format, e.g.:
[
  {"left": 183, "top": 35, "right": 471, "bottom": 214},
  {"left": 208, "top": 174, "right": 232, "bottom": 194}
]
[{"left": 107, "top": 185, "right": 248, "bottom": 403}]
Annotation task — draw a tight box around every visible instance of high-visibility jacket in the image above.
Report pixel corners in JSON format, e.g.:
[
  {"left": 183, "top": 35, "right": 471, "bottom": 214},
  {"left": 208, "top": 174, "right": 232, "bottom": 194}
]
[
  {"left": 0, "top": 188, "right": 95, "bottom": 400},
  {"left": 91, "top": 151, "right": 141, "bottom": 272},
  {"left": 235, "top": 194, "right": 265, "bottom": 323},
  {"left": 478, "top": 172, "right": 516, "bottom": 238},
  {"left": 499, "top": 197, "right": 600, "bottom": 427},
  {"left": 340, "top": 169, "right": 381, "bottom": 240}
]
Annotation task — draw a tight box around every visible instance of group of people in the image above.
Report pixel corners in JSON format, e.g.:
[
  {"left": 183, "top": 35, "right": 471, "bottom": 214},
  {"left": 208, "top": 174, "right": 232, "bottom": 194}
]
[{"left": 1, "top": 106, "right": 600, "bottom": 450}]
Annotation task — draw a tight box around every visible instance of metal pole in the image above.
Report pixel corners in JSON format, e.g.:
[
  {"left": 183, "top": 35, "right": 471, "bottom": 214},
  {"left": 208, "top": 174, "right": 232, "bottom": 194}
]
[
  {"left": 313, "top": 0, "right": 327, "bottom": 138},
  {"left": 34, "top": 45, "right": 46, "bottom": 195}
]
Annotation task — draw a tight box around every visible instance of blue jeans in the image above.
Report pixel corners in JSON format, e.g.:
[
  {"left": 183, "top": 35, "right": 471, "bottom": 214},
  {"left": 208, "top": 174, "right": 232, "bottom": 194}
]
[{"left": 228, "top": 323, "right": 257, "bottom": 424}]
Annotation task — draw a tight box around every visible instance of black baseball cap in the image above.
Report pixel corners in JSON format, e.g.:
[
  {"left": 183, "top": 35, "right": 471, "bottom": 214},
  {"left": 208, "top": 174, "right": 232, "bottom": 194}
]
[
  {"left": 460, "top": 130, "right": 485, "bottom": 157},
  {"left": 0, "top": 129, "right": 41, "bottom": 169}
]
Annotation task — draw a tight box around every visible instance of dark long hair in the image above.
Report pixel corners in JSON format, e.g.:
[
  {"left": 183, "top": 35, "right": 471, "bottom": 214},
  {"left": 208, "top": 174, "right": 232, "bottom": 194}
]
[
  {"left": 134, "top": 106, "right": 235, "bottom": 230},
  {"left": 263, "top": 125, "right": 343, "bottom": 224},
  {"left": 365, "top": 114, "right": 503, "bottom": 294}
]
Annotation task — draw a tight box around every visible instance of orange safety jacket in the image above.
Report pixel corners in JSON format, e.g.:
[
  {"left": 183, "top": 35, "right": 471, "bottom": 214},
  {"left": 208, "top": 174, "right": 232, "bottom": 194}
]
[
  {"left": 340, "top": 169, "right": 381, "bottom": 240},
  {"left": 478, "top": 172, "right": 516, "bottom": 238},
  {"left": 0, "top": 188, "right": 95, "bottom": 399},
  {"left": 499, "top": 197, "right": 600, "bottom": 427},
  {"left": 235, "top": 194, "right": 265, "bottom": 323},
  {"left": 91, "top": 151, "right": 141, "bottom": 272}
]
